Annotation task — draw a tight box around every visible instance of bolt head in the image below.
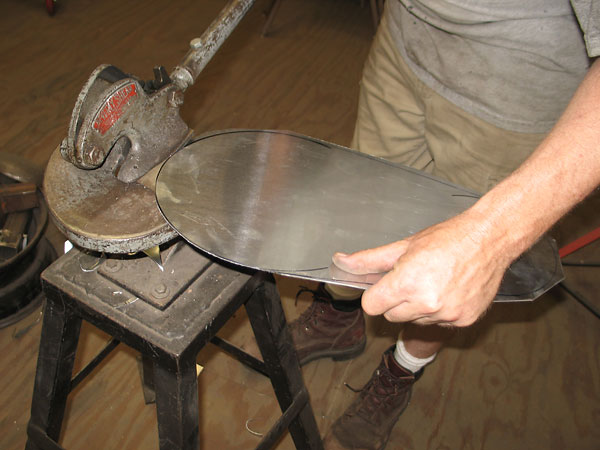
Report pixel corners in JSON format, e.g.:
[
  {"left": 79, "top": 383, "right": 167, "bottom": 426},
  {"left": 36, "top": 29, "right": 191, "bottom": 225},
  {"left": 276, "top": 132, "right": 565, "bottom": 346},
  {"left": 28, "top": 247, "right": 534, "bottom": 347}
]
[
  {"left": 152, "top": 283, "right": 170, "bottom": 299},
  {"left": 190, "top": 38, "right": 203, "bottom": 49},
  {"left": 104, "top": 259, "right": 122, "bottom": 272},
  {"left": 168, "top": 90, "right": 184, "bottom": 108},
  {"left": 84, "top": 146, "right": 104, "bottom": 166}
]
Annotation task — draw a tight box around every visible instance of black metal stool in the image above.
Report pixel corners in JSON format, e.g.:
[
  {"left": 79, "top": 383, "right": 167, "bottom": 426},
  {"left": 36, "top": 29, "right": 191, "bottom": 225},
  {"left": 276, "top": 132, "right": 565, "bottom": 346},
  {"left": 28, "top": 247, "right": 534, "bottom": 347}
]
[{"left": 25, "top": 241, "right": 323, "bottom": 449}]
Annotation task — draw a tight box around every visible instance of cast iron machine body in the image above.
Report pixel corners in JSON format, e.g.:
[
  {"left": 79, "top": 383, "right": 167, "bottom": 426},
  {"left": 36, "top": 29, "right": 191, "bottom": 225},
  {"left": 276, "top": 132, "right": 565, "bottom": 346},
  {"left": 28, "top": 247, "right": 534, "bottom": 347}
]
[{"left": 45, "top": 0, "right": 256, "bottom": 254}]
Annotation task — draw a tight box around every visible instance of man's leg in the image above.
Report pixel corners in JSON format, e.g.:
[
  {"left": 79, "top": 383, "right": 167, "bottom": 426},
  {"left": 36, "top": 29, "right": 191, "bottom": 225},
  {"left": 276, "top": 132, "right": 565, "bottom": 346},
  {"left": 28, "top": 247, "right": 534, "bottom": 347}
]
[
  {"left": 422, "top": 73, "right": 546, "bottom": 195},
  {"left": 323, "top": 3, "right": 547, "bottom": 449},
  {"left": 288, "top": 0, "right": 434, "bottom": 367},
  {"left": 400, "top": 323, "right": 453, "bottom": 359},
  {"left": 350, "top": 4, "right": 432, "bottom": 173}
]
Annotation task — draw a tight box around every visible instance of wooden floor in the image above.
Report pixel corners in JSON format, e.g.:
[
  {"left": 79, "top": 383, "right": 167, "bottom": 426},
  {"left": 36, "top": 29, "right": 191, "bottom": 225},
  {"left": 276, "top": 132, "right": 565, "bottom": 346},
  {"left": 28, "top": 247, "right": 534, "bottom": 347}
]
[{"left": 1, "top": 0, "right": 599, "bottom": 449}]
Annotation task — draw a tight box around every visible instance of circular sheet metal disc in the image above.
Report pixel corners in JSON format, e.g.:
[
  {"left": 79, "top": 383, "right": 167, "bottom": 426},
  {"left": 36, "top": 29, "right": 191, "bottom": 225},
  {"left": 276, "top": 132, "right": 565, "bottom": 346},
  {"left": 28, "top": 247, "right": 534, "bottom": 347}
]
[
  {"left": 157, "top": 130, "right": 481, "bottom": 271},
  {"left": 156, "top": 130, "right": 563, "bottom": 301}
]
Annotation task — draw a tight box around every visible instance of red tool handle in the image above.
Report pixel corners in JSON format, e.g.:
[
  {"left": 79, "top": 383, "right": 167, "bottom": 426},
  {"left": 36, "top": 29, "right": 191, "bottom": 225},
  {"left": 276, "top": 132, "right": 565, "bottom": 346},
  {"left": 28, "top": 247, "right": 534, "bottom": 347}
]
[{"left": 559, "top": 227, "right": 600, "bottom": 258}]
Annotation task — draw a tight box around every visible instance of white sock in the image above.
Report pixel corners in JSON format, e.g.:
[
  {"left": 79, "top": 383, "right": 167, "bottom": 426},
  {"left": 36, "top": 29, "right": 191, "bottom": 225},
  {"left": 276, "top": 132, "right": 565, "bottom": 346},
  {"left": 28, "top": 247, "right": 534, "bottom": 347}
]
[
  {"left": 325, "top": 283, "right": 362, "bottom": 300},
  {"left": 393, "top": 339, "right": 436, "bottom": 374}
]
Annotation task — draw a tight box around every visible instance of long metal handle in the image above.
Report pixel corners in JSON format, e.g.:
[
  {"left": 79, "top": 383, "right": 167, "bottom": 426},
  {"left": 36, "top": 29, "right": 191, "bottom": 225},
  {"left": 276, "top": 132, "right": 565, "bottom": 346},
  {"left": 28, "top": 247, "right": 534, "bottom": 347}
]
[{"left": 170, "top": 0, "right": 256, "bottom": 91}]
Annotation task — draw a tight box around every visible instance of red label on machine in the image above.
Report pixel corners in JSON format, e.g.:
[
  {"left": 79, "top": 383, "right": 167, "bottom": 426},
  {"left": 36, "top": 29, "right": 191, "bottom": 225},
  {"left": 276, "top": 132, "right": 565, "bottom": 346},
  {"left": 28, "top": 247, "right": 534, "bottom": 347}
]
[{"left": 93, "top": 83, "right": 138, "bottom": 135}]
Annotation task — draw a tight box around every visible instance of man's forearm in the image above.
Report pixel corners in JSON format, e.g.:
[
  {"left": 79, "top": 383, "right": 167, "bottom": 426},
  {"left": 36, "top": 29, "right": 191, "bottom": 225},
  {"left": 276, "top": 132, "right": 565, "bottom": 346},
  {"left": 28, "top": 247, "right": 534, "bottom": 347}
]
[
  {"left": 333, "top": 60, "right": 600, "bottom": 326},
  {"left": 467, "top": 58, "right": 600, "bottom": 266}
]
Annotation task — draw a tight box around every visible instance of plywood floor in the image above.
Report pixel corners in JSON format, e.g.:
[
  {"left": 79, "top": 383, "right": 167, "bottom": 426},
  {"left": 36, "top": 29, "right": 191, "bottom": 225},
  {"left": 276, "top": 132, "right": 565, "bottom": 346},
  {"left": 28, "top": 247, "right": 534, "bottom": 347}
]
[{"left": 1, "top": 0, "right": 599, "bottom": 449}]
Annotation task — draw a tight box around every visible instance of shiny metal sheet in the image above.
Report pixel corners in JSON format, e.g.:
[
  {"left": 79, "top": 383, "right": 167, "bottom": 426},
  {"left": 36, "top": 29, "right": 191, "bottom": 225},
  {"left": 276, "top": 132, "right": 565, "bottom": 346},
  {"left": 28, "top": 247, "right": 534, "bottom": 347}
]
[{"left": 156, "top": 130, "right": 563, "bottom": 302}]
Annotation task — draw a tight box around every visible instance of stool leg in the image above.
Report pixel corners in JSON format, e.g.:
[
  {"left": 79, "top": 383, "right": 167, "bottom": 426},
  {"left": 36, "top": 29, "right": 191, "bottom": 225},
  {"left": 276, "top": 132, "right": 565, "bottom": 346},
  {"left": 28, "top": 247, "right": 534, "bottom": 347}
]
[
  {"left": 26, "top": 294, "right": 82, "bottom": 449},
  {"left": 245, "top": 274, "right": 323, "bottom": 449},
  {"left": 153, "top": 360, "right": 199, "bottom": 450},
  {"left": 138, "top": 354, "right": 157, "bottom": 404},
  {"left": 262, "top": 0, "right": 283, "bottom": 36}
]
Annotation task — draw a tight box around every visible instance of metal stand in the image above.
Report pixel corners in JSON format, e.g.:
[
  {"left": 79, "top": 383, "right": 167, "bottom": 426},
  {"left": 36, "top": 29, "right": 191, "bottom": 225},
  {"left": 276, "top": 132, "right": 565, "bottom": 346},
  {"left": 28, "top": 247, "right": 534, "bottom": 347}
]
[{"left": 25, "top": 241, "right": 322, "bottom": 449}]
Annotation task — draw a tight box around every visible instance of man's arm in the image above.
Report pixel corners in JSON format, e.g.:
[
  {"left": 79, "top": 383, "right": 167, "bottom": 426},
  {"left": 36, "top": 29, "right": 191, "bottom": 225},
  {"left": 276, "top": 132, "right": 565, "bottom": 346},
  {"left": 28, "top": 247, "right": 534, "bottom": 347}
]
[{"left": 333, "top": 58, "right": 600, "bottom": 327}]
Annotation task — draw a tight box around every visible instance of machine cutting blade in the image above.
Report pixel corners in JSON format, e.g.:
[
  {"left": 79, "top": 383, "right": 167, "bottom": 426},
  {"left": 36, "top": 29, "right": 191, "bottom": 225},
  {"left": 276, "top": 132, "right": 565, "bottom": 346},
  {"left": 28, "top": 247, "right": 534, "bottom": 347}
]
[
  {"left": 143, "top": 245, "right": 164, "bottom": 271},
  {"left": 156, "top": 129, "right": 564, "bottom": 302}
]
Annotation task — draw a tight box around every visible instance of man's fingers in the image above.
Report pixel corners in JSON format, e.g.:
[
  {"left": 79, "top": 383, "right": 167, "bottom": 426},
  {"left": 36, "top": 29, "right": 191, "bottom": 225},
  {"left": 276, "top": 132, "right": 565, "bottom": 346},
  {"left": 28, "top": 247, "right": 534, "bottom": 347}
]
[
  {"left": 361, "top": 263, "right": 445, "bottom": 322},
  {"left": 332, "top": 240, "right": 410, "bottom": 274},
  {"left": 364, "top": 284, "right": 443, "bottom": 324},
  {"left": 360, "top": 267, "right": 412, "bottom": 316}
]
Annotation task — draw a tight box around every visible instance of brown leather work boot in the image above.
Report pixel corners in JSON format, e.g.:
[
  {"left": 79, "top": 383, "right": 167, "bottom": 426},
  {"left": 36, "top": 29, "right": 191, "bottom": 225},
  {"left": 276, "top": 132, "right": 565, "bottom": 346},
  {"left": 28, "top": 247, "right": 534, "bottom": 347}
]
[
  {"left": 290, "top": 284, "right": 366, "bottom": 365},
  {"left": 325, "top": 346, "right": 423, "bottom": 450}
]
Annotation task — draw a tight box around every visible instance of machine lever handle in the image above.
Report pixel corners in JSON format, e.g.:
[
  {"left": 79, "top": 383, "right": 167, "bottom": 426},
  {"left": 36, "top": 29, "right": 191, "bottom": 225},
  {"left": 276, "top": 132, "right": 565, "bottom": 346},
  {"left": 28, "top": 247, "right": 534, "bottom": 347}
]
[{"left": 170, "top": 0, "right": 256, "bottom": 91}]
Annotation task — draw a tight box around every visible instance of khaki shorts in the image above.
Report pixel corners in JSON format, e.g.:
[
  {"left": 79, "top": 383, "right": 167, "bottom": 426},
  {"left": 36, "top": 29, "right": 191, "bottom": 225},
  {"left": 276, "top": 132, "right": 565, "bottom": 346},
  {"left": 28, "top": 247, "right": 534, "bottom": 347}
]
[
  {"left": 351, "top": 8, "right": 546, "bottom": 194},
  {"left": 328, "top": 9, "right": 547, "bottom": 300}
]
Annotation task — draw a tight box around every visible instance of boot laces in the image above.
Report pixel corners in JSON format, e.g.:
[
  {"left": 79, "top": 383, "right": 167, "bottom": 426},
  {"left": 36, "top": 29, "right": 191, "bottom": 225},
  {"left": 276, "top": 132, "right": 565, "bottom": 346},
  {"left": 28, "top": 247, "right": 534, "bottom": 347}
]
[
  {"left": 345, "top": 362, "right": 414, "bottom": 422},
  {"left": 293, "top": 286, "right": 330, "bottom": 329},
  {"left": 295, "top": 286, "right": 331, "bottom": 305}
]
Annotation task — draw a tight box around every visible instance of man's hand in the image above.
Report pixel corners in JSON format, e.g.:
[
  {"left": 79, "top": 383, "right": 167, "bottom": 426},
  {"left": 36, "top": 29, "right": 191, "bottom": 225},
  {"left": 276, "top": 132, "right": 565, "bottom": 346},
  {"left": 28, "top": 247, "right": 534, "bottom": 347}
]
[
  {"left": 333, "top": 60, "right": 600, "bottom": 328},
  {"left": 332, "top": 212, "right": 511, "bottom": 327}
]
